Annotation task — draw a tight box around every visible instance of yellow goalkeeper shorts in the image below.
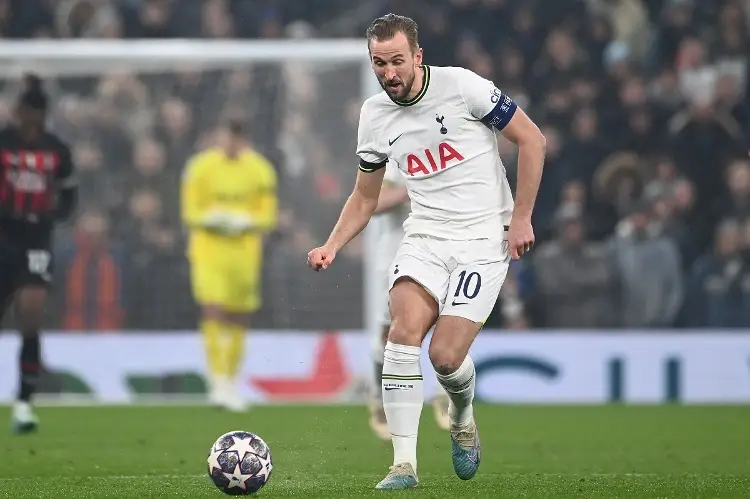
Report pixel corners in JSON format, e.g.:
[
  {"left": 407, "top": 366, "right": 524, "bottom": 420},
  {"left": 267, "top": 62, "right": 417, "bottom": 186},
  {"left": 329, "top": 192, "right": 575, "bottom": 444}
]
[{"left": 190, "top": 252, "right": 261, "bottom": 313}]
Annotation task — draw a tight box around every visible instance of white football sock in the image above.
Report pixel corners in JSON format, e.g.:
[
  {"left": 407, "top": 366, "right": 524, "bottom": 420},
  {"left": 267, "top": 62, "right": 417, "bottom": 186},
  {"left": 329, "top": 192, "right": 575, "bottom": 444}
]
[
  {"left": 435, "top": 355, "right": 475, "bottom": 427},
  {"left": 382, "top": 341, "right": 423, "bottom": 472}
]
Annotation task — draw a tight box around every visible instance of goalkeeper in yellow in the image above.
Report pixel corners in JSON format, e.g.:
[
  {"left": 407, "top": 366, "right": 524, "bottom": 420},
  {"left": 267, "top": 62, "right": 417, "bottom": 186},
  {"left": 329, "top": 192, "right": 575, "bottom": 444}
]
[{"left": 181, "top": 120, "right": 277, "bottom": 412}]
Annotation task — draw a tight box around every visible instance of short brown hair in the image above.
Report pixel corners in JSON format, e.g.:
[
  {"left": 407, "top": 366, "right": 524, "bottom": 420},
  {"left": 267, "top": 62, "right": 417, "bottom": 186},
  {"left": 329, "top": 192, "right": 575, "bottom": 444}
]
[{"left": 366, "top": 14, "right": 419, "bottom": 52}]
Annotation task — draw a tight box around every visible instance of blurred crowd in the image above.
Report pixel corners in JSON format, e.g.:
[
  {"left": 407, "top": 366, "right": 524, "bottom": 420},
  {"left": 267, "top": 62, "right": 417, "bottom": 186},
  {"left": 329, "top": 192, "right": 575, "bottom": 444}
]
[{"left": 0, "top": 0, "right": 748, "bottom": 331}]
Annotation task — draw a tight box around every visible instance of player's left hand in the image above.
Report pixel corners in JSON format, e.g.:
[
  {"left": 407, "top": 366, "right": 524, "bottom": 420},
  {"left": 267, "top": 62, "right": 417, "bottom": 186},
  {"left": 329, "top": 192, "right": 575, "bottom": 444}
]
[{"left": 508, "top": 215, "right": 534, "bottom": 260}]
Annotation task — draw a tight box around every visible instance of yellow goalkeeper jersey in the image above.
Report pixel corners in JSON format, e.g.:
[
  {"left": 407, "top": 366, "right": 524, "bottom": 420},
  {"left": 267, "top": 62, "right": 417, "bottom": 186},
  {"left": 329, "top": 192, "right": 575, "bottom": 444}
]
[{"left": 181, "top": 147, "right": 278, "bottom": 259}]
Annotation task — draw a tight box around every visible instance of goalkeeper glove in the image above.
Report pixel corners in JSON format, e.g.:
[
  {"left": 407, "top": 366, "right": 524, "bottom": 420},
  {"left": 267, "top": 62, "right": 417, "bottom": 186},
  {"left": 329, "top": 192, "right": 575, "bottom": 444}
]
[
  {"left": 224, "top": 213, "right": 255, "bottom": 234},
  {"left": 201, "top": 211, "right": 254, "bottom": 236}
]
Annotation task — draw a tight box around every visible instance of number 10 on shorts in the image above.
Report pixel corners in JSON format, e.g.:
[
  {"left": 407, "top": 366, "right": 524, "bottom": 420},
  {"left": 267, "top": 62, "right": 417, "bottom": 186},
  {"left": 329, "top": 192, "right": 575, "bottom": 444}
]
[
  {"left": 445, "top": 262, "right": 509, "bottom": 323},
  {"left": 452, "top": 270, "right": 481, "bottom": 306}
]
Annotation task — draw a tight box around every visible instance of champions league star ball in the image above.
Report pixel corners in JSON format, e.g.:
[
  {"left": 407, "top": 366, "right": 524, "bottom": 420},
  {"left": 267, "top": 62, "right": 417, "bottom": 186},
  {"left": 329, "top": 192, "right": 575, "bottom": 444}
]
[{"left": 207, "top": 430, "right": 273, "bottom": 495}]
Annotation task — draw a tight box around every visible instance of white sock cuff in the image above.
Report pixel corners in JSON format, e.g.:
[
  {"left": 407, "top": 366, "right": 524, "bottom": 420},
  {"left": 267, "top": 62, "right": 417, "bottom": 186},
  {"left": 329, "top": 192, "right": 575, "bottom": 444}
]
[
  {"left": 385, "top": 341, "right": 422, "bottom": 358},
  {"left": 435, "top": 355, "right": 474, "bottom": 383}
]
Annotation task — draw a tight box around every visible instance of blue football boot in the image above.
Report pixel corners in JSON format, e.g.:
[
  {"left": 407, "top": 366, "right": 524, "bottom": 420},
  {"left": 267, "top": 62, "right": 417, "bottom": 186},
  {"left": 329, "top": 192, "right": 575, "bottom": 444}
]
[
  {"left": 375, "top": 463, "right": 418, "bottom": 489},
  {"left": 450, "top": 421, "right": 481, "bottom": 480}
]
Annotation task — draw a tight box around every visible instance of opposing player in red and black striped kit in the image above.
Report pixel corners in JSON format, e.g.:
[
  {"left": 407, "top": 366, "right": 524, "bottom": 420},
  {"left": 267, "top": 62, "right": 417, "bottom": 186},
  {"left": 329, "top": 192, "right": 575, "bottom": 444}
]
[{"left": 0, "top": 75, "right": 77, "bottom": 434}]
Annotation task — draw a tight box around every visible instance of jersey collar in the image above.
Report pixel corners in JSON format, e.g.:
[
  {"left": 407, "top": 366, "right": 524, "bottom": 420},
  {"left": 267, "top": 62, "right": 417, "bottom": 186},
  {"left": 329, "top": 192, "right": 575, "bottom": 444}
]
[{"left": 393, "top": 65, "right": 430, "bottom": 107}]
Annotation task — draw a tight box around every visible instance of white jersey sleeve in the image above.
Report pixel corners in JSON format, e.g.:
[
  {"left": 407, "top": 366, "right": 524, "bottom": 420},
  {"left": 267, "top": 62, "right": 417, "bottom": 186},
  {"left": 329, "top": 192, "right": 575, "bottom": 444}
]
[
  {"left": 356, "top": 101, "right": 388, "bottom": 173},
  {"left": 456, "top": 68, "right": 517, "bottom": 130}
]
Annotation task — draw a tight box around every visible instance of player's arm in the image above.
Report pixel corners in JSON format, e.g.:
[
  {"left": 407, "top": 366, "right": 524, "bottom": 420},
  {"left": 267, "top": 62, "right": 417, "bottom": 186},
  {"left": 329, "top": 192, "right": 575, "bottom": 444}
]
[
  {"left": 458, "top": 68, "right": 546, "bottom": 220},
  {"left": 325, "top": 167, "right": 385, "bottom": 252},
  {"left": 460, "top": 68, "right": 544, "bottom": 257},
  {"left": 499, "top": 107, "right": 546, "bottom": 220},
  {"left": 321, "top": 103, "right": 388, "bottom": 252},
  {"left": 55, "top": 143, "right": 78, "bottom": 221},
  {"left": 249, "top": 158, "right": 278, "bottom": 232},
  {"left": 180, "top": 156, "right": 213, "bottom": 230}
]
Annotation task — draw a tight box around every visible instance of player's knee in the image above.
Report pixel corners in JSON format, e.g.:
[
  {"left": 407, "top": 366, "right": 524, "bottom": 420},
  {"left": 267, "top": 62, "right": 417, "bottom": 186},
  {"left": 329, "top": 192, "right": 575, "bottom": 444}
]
[
  {"left": 201, "top": 305, "right": 226, "bottom": 322},
  {"left": 16, "top": 308, "right": 42, "bottom": 335},
  {"left": 225, "top": 312, "right": 250, "bottom": 327},
  {"left": 428, "top": 344, "right": 464, "bottom": 376},
  {"left": 17, "top": 313, "right": 41, "bottom": 336},
  {"left": 387, "top": 318, "right": 423, "bottom": 348},
  {"left": 14, "top": 289, "right": 46, "bottom": 333}
]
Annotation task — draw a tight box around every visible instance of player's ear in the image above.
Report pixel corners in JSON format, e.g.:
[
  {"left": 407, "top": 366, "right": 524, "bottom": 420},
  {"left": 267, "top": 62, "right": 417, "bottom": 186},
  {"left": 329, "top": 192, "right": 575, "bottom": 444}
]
[{"left": 414, "top": 47, "right": 423, "bottom": 66}]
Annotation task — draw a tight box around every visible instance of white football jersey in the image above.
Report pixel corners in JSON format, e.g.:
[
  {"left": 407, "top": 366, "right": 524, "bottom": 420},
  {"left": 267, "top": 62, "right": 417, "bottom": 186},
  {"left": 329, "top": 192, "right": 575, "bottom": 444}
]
[{"left": 357, "top": 65, "right": 514, "bottom": 241}]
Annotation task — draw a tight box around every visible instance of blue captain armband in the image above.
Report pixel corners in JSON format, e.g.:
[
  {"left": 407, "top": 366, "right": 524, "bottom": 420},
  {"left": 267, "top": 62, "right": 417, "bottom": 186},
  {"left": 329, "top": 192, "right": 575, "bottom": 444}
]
[{"left": 481, "top": 92, "right": 517, "bottom": 131}]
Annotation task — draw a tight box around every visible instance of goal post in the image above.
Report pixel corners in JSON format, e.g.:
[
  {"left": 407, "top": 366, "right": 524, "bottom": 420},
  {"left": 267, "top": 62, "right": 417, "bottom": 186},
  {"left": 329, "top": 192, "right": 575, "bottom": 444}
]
[{"left": 0, "top": 39, "right": 384, "bottom": 334}]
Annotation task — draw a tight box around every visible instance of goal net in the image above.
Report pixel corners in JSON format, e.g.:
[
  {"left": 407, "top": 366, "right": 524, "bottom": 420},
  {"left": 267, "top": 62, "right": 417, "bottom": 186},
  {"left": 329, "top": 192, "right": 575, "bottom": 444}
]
[{"left": 0, "top": 40, "right": 382, "bottom": 333}]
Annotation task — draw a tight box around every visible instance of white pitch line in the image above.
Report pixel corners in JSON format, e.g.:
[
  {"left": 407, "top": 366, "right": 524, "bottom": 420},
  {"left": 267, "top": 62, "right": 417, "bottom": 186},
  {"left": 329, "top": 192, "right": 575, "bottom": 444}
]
[
  {"left": 0, "top": 474, "right": 206, "bottom": 481},
  {"left": 0, "top": 472, "right": 743, "bottom": 482}
]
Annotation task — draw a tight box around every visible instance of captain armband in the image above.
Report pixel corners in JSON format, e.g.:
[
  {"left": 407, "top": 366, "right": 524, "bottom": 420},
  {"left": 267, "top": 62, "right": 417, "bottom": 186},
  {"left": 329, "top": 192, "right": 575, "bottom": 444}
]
[
  {"left": 480, "top": 92, "right": 518, "bottom": 131},
  {"left": 358, "top": 157, "right": 387, "bottom": 173}
]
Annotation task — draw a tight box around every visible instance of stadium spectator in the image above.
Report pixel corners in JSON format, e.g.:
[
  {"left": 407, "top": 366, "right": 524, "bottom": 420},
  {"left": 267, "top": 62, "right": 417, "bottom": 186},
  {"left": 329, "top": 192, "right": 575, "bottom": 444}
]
[
  {"left": 611, "top": 199, "right": 684, "bottom": 328},
  {"left": 490, "top": 260, "right": 533, "bottom": 330},
  {"left": 56, "top": 209, "right": 124, "bottom": 331},
  {"left": 532, "top": 203, "right": 619, "bottom": 328},
  {"left": 685, "top": 219, "right": 750, "bottom": 327}
]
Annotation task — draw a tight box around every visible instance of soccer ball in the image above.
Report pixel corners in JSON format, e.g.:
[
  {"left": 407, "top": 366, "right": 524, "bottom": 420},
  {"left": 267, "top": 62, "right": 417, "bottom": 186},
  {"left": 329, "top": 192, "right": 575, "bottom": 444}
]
[{"left": 207, "top": 430, "right": 273, "bottom": 495}]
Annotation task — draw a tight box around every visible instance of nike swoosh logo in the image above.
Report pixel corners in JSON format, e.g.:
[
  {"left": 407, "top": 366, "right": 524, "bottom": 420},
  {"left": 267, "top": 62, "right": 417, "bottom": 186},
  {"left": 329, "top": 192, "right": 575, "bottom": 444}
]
[
  {"left": 451, "top": 301, "right": 468, "bottom": 306},
  {"left": 388, "top": 134, "right": 403, "bottom": 146}
]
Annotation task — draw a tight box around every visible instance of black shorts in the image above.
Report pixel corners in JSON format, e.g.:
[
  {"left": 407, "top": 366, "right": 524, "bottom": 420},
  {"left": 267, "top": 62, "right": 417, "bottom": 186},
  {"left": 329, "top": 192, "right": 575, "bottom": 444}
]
[{"left": 0, "top": 232, "right": 54, "bottom": 303}]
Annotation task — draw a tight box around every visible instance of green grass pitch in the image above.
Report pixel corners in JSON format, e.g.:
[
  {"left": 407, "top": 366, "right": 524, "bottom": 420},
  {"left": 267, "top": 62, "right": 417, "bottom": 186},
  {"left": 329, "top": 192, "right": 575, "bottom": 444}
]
[{"left": 0, "top": 405, "right": 747, "bottom": 498}]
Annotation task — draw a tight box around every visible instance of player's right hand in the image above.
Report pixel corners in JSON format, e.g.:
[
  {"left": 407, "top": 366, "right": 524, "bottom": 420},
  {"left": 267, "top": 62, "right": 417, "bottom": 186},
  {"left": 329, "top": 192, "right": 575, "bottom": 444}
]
[
  {"left": 307, "top": 245, "right": 336, "bottom": 271},
  {"left": 508, "top": 215, "right": 535, "bottom": 260}
]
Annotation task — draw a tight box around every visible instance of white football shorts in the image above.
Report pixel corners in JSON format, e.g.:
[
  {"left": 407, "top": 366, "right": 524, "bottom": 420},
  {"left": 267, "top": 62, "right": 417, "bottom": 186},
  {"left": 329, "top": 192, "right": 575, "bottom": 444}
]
[{"left": 387, "top": 232, "right": 510, "bottom": 323}]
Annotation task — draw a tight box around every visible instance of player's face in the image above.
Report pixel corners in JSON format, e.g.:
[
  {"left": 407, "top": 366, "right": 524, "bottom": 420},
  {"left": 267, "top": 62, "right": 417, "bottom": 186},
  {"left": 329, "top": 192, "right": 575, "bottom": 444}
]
[
  {"left": 370, "top": 32, "right": 423, "bottom": 102},
  {"left": 216, "top": 128, "right": 243, "bottom": 156},
  {"left": 16, "top": 106, "right": 45, "bottom": 140}
]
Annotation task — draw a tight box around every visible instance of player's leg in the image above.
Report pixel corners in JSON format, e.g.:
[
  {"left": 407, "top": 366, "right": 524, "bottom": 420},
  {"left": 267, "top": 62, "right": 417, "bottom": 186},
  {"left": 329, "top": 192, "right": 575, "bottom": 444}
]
[
  {"left": 431, "top": 240, "right": 510, "bottom": 480},
  {"left": 10, "top": 245, "right": 54, "bottom": 434},
  {"left": 376, "top": 278, "right": 438, "bottom": 489},
  {"left": 221, "top": 310, "right": 250, "bottom": 412},
  {"left": 373, "top": 305, "right": 448, "bottom": 434},
  {"left": 368, "top": 282, "right": 391, "bottom": 440},
  {"left": 218, "top": 255, "right": 261, "bottom": 412},
  {"left": 376, "top": 237, "right": 448, "bottom": 489},
  {"left": 430, "top": 315, "right": 483, "bottom": 480},
  {"left": 12, "top": 285, "right": 48, "bottom": 434},
  {"left": 200, "top": 304, "right": 230, "bottom": 406},
  {"left": 190, "top": 259, "right": 233, "bottom": 406},
  {"left": 431, "top": 378, "right": 451, "bottom": 431},
  {"left": 368, "top": 323, "right": 390, "bottom": 440}
]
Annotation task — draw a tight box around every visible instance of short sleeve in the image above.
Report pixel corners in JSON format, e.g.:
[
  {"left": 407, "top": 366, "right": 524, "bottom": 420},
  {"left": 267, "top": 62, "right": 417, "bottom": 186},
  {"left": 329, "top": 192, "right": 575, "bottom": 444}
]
[
  {"left": 356, "top": 102, "right": 388, "bottom": 173},
  {"left": 457, "top": 68, "right": 517, "bottom": 131}
]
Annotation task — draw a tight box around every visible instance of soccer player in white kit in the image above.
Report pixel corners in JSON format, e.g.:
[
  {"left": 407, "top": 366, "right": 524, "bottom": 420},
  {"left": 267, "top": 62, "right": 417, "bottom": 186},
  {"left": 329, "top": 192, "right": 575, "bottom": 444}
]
[
  {"left": 308, "top": 14, "right": 545, "bottom": 489},
  {"left": 369, "top": 162, "right": 450, "bottom": 440}
]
